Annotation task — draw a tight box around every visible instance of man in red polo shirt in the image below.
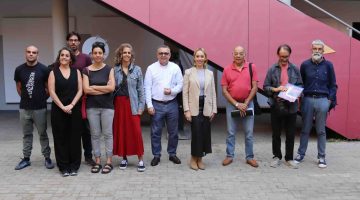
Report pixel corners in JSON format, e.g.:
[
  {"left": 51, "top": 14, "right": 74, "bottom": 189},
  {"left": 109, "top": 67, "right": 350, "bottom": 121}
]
[{"left": 221, "top": 46, "right": 259, "bottom": 168}]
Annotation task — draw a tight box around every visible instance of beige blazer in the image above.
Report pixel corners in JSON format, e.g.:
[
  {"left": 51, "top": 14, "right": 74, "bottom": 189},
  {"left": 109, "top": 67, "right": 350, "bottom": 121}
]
[{"left": 183, "top": 67, "right": 217, "bottom": 116}]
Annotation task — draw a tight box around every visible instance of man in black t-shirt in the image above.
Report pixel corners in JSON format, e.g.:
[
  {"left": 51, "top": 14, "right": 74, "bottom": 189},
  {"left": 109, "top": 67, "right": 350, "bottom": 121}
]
[{"left": 14, "top": 45, "right": 54, "bottom": 170}]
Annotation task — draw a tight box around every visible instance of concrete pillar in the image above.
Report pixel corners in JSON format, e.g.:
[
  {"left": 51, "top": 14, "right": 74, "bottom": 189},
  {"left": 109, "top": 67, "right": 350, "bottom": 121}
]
[
  {"left": 281, "top": 0, "right": 291, "bottom": 6},
  {"left": 52, "top": 0, "right": 68, "bottom": 60}
]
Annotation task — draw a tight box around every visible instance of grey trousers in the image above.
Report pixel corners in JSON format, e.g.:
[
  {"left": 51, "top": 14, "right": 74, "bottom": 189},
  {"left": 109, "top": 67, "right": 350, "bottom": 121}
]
[
  {"left": 87, "top": 108, "right": 114, "bottom": 158},
  {"left": 19, "top": 109, "right": 51, "bottom": 158}
]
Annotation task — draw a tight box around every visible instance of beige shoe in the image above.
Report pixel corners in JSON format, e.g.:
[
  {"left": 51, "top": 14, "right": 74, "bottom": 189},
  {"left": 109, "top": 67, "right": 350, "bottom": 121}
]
[
  {"left": 190, "top": 156, "right": 199, "bottom": 170},
  {"left": 197, "top": 157, "right": 205, "bottom": 170},
  {"left": 222, "top": 157, "right": 233, "bottom": 166}
]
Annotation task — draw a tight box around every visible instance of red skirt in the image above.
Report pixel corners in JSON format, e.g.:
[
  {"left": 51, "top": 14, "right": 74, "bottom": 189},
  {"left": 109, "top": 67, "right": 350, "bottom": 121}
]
[{"left": 113, "top": 96, "right": 144, "bottom": 157}]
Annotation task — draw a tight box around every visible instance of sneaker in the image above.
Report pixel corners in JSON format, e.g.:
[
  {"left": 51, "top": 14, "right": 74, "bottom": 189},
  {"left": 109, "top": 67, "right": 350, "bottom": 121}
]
[
  {"left": 61, "top": 170, "right": 70, "bottom": 177},
  {"left": 285, "top": 160, "right": 299, "bottom": 169},
  {"left": 15, "top": 158, "right": 31, "bottom": 170},
  {"left": 45, "top": 158, "right": 55, "bottom": 169},
  {"left": 119, "top": 159, "right": 128, "bottom": 170},
  {"left": 294, "top": 154, "right": 304, "bottom": 164},
  {"left": 318, "top": 158, "right": 327, "bottom": 168},
  {"left": 137, "top": 161, "right": 146, "bottom": 172},
  {"left": 70, "top": 170, "right": 78, "bottom": 176},
  {"left": 270, "top": 157, "right": 281, "bottom": 168}
]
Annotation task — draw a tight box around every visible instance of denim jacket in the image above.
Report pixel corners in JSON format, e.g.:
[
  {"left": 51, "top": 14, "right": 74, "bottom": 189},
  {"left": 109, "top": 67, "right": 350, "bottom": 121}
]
[
  {"left": 114, "top": 63, "right": 145, "bottom": 115},
  {"left": 263, "top": 62, "right": 303, "bottom": 113}
]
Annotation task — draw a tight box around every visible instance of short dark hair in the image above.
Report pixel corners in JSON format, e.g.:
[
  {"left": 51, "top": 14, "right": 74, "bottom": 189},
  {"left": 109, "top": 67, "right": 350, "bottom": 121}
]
[
  {"left": 66, "top": 31, "right": 81, "bottom": 41},
  {"left": 277, "top": 44, "right": 292, "bottom": 55},
  {"left": 92, "top": 41, "right": 105, "bottom": 53}
]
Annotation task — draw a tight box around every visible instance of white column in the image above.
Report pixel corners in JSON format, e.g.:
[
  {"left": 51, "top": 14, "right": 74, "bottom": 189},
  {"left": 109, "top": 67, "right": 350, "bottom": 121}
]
[
  {"left": 52, "top": 0, "right": 68, "bottom": 60},
  {"left": 281, "top": 0, "right": 291, "bottom": 6}
]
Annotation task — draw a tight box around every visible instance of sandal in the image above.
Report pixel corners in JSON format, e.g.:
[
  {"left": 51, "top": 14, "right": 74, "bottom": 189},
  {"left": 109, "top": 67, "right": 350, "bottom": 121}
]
[
  {"left": 101, "top": 163, "right": 113, "bottom": 174},
  {"left": 91, "top": 164, "right": 102, "bottom": 173}
]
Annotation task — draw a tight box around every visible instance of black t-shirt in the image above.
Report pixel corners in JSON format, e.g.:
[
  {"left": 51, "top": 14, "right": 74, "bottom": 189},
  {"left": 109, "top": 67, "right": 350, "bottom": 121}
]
[
  {"left": 14, "top": 62, "right": 50, "bottom": 109},
  {"left": 83, "top": 65, "right": 114, "bottom": 109}
]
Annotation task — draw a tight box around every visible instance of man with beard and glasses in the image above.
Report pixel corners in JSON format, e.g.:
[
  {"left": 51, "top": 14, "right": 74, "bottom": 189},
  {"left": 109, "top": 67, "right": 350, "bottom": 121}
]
[
  {"left": 14, "top": 45, "right": 54, "bottom": 170},
  {"left": 66, "top": 32, "right": 95, "bottom": 166},
  {"left": 294, "top": 40, "right": 337, "bottom": 168}
]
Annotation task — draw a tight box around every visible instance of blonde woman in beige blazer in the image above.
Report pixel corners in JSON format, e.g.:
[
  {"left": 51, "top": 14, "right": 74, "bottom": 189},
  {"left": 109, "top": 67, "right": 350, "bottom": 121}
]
[{"left": 183, "top": 48, "right": 217, "bottom": 170}]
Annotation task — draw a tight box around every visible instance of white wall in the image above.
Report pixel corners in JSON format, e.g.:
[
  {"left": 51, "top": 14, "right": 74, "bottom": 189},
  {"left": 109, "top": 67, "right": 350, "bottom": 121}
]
[{"left": 0, "top": 0, "right": 164, "bottom": 109}]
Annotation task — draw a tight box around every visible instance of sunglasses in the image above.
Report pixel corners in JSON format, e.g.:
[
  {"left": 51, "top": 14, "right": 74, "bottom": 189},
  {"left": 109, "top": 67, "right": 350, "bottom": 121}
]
[{"left": 158, "top": 52, "right": 170, "bottom": 56}]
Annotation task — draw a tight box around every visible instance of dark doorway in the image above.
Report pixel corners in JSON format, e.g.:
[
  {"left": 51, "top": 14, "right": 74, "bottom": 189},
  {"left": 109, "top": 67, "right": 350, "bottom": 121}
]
[{"left": 352, "top": 22, "right": 360, "bottom": 40}]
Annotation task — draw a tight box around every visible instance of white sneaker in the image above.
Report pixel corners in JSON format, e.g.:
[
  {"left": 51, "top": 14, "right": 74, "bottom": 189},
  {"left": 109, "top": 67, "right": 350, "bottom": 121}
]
[
  {"left": 318, "top": 158, "right": 327, "bottom": 168},
  {"left": 137, "top": 160, "right": 146, "bottom": 172},
  {"left": 285, "top": 160, "right": 299, "bottom": 169},
  {"left": 119, "top": 159, "right": 128, "bottom": 170},
  {"left": 270, "top": 157, "right": 281, "bottom": 168}
]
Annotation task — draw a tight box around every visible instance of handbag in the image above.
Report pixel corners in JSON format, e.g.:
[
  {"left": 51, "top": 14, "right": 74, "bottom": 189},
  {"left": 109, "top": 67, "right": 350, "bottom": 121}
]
[
  {"left": 81, "top": 67, "right": 89, "bottom": 119},
  {"left": 274, "top": 97, "right": 290, "bottom": 116},
  {"left": 81, "top": 95, "right": 87, "bottom": 119},
  {"left": 249, "top": 63, "right": 262, "bottom": 115}
]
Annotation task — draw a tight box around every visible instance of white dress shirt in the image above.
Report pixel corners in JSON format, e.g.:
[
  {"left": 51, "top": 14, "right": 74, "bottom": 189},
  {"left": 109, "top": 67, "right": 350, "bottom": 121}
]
[{"left": 144, "top": 61, "right": 183, "bottom": 108}]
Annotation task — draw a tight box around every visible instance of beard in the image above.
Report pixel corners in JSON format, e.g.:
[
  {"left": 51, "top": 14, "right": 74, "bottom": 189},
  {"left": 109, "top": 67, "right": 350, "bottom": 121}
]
[{"left": 312, "top": 53, "right": 323, "bottom": 62}]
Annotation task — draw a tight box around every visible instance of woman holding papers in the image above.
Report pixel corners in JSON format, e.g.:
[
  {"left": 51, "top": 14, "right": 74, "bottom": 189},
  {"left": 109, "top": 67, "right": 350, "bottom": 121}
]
[
  {"left": 263, "top": 44, "right": 303, "bottom": 169},
  {"left": 183, "top": 48, "right": 217, "bottom": 170}
]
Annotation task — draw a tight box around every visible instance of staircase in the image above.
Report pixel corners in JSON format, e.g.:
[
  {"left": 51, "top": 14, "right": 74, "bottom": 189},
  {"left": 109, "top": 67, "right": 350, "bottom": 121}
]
[{"left": 97, "top": 0, "right": 360, "bottom": 139}]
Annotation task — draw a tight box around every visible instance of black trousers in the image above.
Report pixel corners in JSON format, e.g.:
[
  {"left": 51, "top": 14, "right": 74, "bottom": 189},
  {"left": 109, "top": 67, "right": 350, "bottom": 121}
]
[
  {"left": 81, "top": 119, "right": 93, "bottom": 159},
  {"left": 191, "top": 96, "right": 212, "bottom": 157},
  {"left": 270, "top": 108, "right": 297, "bottom": 161},
  {"left": 51, "top": 104, "right": 82, "bottom": 172}
]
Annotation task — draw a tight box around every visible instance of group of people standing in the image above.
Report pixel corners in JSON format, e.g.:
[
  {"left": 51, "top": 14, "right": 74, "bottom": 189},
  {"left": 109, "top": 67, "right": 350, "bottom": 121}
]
[{"left": 13, "top": 32, "right": 337, "bottom": 177}]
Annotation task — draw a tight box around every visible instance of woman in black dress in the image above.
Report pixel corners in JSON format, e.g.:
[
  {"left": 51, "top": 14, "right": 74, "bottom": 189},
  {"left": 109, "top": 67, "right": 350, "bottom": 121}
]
[{"left": 48, "top": 47, "right": 83, "bottom": 177}]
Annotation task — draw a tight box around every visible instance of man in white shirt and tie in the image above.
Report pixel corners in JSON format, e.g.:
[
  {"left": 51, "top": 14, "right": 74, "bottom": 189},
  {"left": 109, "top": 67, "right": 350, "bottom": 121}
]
[{"left": 144, "top": 45, "right": 183, "bottom": 166}]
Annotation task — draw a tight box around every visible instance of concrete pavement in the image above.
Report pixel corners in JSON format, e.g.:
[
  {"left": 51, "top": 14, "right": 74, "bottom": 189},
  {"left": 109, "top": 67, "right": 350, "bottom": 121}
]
[{"left": 0, "top": 111, "right": 359, "bottom": 200}]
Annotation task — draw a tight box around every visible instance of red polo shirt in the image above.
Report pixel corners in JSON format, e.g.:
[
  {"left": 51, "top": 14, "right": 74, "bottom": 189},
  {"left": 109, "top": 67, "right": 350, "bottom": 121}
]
[{"left": 221, "top": 62, "right": 259, "bottom": 102}]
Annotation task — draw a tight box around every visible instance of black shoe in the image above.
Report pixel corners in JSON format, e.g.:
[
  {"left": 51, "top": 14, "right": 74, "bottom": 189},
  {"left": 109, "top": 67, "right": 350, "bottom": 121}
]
[
  {"left": 169, "top": 155, "right": 181, "bottom": 164},
  {"left": 45, "top": 158, "right": 55, "bottom": 169},
  {"left": 85, "top": 157, "right": 96, "bottom": 166},
  {"left": 150, "top": 157, "right": 160, "bottom": 166},
  {"left": 61, "top": 170, "right": 70, "bottom": 177},
  {"left": 70, "top": 170, "right": 78, "bottom": 176}
]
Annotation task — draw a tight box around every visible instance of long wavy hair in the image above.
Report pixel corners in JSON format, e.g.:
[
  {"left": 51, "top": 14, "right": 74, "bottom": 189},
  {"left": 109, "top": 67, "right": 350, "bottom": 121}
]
[{"left": 114, "top": 43, "right": 135, "bottom": 66}]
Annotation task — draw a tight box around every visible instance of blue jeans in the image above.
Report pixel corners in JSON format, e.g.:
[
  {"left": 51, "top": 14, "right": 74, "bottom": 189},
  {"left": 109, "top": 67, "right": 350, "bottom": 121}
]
[
  {"left": 151, "top": 100, "right": 179, "bottom": 157},
  {"left": 297, "top": 97, "right": 330, "bottom": 159},
  {"left": 225, "top": 101, "right": 255, "bottom": 160},
  {"left": 87, "top": 108, "right": 114, "bottom": 158}
]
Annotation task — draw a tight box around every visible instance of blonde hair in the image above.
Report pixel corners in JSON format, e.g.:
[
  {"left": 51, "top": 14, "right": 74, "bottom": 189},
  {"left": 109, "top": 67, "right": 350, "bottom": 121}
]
[
  {"left": 114, "top": 43, "right": 135, "bottom": 66},
  {"left": 192, "top": 48, "right": 208, "bottom": 68}
]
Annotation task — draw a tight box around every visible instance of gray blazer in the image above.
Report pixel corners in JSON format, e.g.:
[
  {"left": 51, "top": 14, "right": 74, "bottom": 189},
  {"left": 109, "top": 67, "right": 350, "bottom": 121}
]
[
  {"left": 263, "top": 62, "right": 303, "bottom": 113},
  {"left": 114, "top": 63, "right": 145, "bottom": 115}
]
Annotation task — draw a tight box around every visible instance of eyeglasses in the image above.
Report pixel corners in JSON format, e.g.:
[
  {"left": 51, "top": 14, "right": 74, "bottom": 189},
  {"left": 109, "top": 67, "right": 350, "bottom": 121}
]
[
  {"left": 279, "top": 55, "right": 289, "bottom": 59},
  {"left": 158, "top": 52, "right": 170, "bottom": 56},
  {"left": 68, "top": 39, "right": 79, "bottom": 43}
]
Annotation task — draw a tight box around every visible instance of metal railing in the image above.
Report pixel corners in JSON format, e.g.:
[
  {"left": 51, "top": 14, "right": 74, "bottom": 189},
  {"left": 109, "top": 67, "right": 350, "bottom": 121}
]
[{"left": 280, "top": 0, "right": 360, "bottom": 35}]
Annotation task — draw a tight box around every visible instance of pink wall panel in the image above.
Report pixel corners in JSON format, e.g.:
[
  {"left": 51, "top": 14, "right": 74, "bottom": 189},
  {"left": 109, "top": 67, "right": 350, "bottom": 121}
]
[
  {"left": 346, "top": 39, "right": 360, "bottom": 139},
  {"left": 248, "top": 0, "right": 270, "bottom": 87},
  {"left": 148, "top": 0, "right": 249, "bottom": 67},
  {"left": 102, "top": 0, "right": 150, "bottom": 25}
]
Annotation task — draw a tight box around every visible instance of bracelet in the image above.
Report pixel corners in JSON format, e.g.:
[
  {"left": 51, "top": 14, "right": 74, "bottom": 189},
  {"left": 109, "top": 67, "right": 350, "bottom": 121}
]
[{"left": 235, "top": 102, "right": 239, "bottom": 107}]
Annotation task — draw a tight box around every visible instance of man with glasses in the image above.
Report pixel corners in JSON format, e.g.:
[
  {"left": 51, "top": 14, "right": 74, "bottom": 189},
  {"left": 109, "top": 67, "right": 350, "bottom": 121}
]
[
  {"left": 294, "top": 40, "right": 337, "bottom": 168},
  {"left": 14, "top": 45, "right": 54, "bottom": 170},
  {"left": 263, "top": 44, "right": 302, "bottom": 169},
  {"left": 221, "top": 46, "right": 259, "bottom": 168},
  {"left": 144, "top": 45, "right": 183, "bottom": 166},
  {"left": 66, "top": 32, "right": 96, "bottom": 166}
]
